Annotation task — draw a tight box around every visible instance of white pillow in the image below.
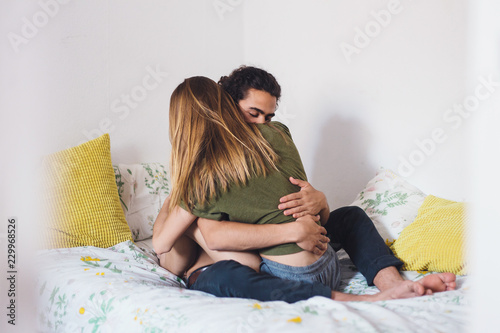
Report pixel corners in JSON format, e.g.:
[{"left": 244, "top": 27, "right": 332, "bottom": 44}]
[
  {"left": 349, "top": 169, "right": 427, "bottom": 244},
  {"left": 113, "top": 163, "right": 170, "bottom": 241}
]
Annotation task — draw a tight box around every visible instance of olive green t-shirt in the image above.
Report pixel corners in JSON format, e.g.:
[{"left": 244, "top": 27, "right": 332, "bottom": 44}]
[{"left": 189, "top": 122, "right": 308, "bottom": 256}]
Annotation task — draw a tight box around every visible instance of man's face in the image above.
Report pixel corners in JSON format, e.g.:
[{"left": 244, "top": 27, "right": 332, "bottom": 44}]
[{"left": 238, "top": 89, "right": 277, "bottom": 124}]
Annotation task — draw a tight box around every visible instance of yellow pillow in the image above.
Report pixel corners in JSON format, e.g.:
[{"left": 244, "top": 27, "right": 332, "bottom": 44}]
[
  {"left": 41, "top": 134, "right": 132, "bottom": 248},
  {"left": 390, "top": 195, "right": 467, "bottom": 275}
]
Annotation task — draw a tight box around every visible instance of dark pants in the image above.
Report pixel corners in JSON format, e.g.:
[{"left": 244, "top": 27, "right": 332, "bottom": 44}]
[
  {"left": 326, "top": 206, "right": 403, "bottom": 286},
  {"left": 190, "top": 206, "right": 403, "bottom": 302},
  {"left": 191, "top": 259, "right": 332, "bottom": 303}
]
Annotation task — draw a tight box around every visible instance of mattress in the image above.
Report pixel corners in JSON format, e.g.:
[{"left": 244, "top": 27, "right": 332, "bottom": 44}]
[{"left": 36, "top": 239, "right": 470, "bottom": 332}]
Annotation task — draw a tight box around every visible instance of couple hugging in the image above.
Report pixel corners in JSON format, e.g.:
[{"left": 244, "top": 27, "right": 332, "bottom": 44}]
[{"left": 152, "top": 66, "right": 456, "bottom": 303}]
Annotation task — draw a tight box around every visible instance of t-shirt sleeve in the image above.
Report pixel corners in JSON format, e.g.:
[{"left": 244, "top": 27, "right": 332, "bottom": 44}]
[
  {"left": 191, "top": 207, "right": 228, "bottom": 221},
  {"left": 269, "top": 121, "right": 293, "bottom": 140},
  {"left": 179, "top": 200, "right": 227, "bottom": 221},
  {"left": 266, "top": 121, "right": 307, "bottom": 182}
]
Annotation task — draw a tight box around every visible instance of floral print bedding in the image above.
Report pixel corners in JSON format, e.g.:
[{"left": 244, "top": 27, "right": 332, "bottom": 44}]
[{"left": 37, "top": 240, "right": 470, "bottom": 333}]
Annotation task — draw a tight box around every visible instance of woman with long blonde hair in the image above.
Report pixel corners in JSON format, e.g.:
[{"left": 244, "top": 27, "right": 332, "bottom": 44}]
[{"left": 168, "top": 75, "right": 278, "bottom": 215}]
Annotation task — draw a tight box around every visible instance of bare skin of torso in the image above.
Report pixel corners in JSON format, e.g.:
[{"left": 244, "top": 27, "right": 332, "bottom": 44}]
[
  {"left": 183, "top": 224, "right": 323, "bottom": 280},
  {"left": 185, "top": 249, "right": 323, "bottom": 279}
]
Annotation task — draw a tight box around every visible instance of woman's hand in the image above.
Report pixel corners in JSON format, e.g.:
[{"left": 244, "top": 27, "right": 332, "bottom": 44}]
[
  {"left": 278, "top": 177, "right": 330, "bottom": 224},
  {"left": 293, "top": 215, "right": 330, "bottom": 256}
]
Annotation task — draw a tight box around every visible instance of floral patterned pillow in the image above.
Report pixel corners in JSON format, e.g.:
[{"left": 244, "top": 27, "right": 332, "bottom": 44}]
[
  {"left": 113, "top": 163, "right": 170, "bottom": 241},
  {"left": 349, "top": 169, "right": 427, "bottom": 245}
]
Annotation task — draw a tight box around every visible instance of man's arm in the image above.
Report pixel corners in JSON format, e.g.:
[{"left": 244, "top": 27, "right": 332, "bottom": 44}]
[
  {"left": 278, "top": 177, "right": 330, "bottom": 225},
  {"left": 197, "top": 215, "right": 330, "bottom": 255}
]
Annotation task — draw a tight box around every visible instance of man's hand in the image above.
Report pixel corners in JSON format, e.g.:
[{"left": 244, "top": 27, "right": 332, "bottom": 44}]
[
  {"left": 293, "top": 215, "right": 330, "bottom": 255},
  {"left": 278, "top": 177, "right": 328, "bottom": 219}
]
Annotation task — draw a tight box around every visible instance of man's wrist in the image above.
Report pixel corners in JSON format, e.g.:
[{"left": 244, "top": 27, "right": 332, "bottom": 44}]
[
  {"left": 281, "top": 222, "right": 300, "bottom": 244},
  {"left": 319, "top": 205, "right": 330, "bottom": 225}
]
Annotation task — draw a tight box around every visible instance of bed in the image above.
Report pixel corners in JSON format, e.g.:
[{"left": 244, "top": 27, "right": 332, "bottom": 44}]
[{"left": 37, "top": 134, "right": 470, "bottom": 332}]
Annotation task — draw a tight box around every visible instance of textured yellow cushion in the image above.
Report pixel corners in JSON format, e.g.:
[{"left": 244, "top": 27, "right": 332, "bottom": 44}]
[
  {"left": 390, "top": 195, "right": 467, "bottom": 275},
  {"left": 42, "top": 134, "right": 132, "bottom": 248}
]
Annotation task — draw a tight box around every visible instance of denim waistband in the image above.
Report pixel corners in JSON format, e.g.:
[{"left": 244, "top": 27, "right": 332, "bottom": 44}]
[{"left": 260, "top": 245, "right": 340, "bottom": 290}]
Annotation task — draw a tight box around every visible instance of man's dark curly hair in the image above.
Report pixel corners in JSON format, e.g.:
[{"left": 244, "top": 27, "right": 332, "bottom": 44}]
[{"left": 218, "top": 66, "right": 281, "bottom": 105}]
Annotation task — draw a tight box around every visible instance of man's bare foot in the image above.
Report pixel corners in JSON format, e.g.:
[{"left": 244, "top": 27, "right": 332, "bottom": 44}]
[
  {"left": 373, "top": 266, "right": 405, "bottom": 291},
  {"left": 373, "top": 280, "right": 428, "bottom": 301},
  {"left": 368, "top": 273, "right": 457, "bottom": 301},
  {"left": 417, "top": 272, "right": 456, "bottom": 292},
  {"left": 333, "top": 281, "right": 427, "bottom": 302}
]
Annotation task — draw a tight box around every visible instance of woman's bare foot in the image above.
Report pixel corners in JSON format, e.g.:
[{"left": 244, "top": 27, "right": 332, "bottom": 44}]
[{"left": 417, "top": 272, "right": 456, "bottom": 292}]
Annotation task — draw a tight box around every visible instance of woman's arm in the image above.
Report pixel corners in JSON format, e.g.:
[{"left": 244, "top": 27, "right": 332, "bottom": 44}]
[
  {"left": 197, "top": 215, "right": 329, "bottom": 255},
  {"left": 278, "top": 177, "right": 330, "bottom": 225},
  {"left": 152, "top": 196, "right": 198, "bottom": 255},
  {"left": 157, "top": 234, "right": 199, "bottom": 276}
]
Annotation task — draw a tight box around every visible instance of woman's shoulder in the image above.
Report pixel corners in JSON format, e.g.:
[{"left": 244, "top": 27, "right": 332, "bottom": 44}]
[
  {"left": 268, "top": 121, "right": 290, "bottom": 133},
  {"left": 258, "top": 121, "right": 293, "bottom": 140}
]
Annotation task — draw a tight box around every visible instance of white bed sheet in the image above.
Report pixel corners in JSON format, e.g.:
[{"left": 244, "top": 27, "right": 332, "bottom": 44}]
[{"left": 36, "top": 240, "right": 470, "bottom": 332}]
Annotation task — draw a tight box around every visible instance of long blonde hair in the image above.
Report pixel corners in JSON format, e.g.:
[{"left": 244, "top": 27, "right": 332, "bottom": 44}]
[{"left": 168, "top": 76, "right": 279, "bottom": 212}]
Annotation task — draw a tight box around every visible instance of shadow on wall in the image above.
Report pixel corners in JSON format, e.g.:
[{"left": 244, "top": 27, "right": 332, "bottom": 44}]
[{"left": 309, "top": 114, "right": 375, "bottom": 210}]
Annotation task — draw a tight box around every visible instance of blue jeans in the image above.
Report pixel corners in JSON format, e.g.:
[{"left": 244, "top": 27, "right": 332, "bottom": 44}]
[
  {"left": 190, "top": 206, "right": 403, "bottom": 302},
  {"left": 191, "top": 260, "right": 332, "bottom": 303},
  {"left": 260, "top": 244, "right": 341, "bottom": 290}
]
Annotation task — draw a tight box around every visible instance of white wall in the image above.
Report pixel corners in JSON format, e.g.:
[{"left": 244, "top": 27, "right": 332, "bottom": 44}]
[
  {"left": 467, "top": 0, "right": 500, "bottom": 330},
  {"left": 243, "top": 0, "right": 469, "bottom": 208},
  {"left": 14, "top": 0, "right": 245, "bottom": 164},
  {"left": 2, "top": 0, "right": 472, "bottom": 207}
]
